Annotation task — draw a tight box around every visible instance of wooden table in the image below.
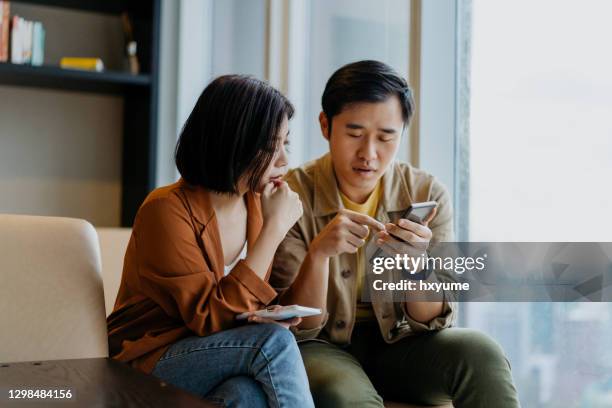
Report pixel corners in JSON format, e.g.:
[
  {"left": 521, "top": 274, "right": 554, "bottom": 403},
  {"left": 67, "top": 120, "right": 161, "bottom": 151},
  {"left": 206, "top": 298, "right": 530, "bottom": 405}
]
[{"left": 0, "top": 358, "right": 216, "bottom": 407}]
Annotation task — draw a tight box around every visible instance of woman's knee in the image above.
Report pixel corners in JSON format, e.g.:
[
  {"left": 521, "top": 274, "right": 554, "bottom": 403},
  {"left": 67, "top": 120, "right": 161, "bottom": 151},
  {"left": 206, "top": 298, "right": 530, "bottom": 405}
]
[
  {"left": 208, "top": 376, "right": 267, "bottom": 408},
  {"left": 255, "top": 323, "right": 299, "bottom": 352}
]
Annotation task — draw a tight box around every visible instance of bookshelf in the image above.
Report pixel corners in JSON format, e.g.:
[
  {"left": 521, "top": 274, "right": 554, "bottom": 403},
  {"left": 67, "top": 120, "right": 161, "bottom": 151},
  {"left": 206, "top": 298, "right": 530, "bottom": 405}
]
[
  {"left": 0, "top": 0, "right": 161, "bottom": 226},
  {"left": 0, "top": 62, "right": 151, "bottom": 93}
]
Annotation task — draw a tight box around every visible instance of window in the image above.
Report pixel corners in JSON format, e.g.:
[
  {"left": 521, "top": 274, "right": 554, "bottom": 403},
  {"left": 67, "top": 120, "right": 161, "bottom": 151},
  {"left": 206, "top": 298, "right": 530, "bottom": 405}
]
[
  {"left": 460, "top": 0, "right": 612, "bottom": 406},
  {"left": 290, "top": 0, "right": 412, "bottom": 165},
  {"left": 211, "top": 0, "right": 267, "bottom": 78}
]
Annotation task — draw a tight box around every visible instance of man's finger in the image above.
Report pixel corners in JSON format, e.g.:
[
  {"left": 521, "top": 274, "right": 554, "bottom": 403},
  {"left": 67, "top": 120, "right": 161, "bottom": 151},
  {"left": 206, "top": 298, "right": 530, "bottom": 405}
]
[
  {"left": 396, "top": 219, "right": 430, "bottom": 237},
  {"left": 423, "top": 206, "right": 437, "bottom": 226},
  {"left": 377, "top": 232, "right": 428, "bottom": 254},
  {"left": 342, "top": 209, "right": 385, "bottom": 231},
  {"left": 346, "top": 222, "right": 370, "bottom": 239},
  {"left": 345, "top": 232, "right": 366, "bottom": 249},
  {"left": 385, "top": 223, "right": 422, "bottom": 243}
]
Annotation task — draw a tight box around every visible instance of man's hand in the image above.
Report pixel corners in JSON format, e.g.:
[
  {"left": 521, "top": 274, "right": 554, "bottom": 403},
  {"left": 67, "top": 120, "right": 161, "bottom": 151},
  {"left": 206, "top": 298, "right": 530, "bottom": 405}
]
[
  {"left": 310, "top": 209, "right": 386, "bottom": 259},
  {"left": 374, "top": 208, "right": 444, "bottom": 323},
  {"left": 375, "top": 207, "right": 437, "bottom": 259}
]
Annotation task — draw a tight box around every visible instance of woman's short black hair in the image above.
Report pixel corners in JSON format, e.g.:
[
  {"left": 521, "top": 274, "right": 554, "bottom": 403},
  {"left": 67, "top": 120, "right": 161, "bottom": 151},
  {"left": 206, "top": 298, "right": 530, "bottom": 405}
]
[
  {"left": 321, "top": 60, "right": 415, "bottom": 129},
  {"left": 175, "top": 75, "right": 294, "bottom": 193}
]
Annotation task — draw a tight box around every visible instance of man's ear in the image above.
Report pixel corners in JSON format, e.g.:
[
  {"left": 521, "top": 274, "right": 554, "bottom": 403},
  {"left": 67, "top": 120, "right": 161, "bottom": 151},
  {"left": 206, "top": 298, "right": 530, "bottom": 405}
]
[{"left": 319, "top": 112, "right": 330, "bottom": 141}]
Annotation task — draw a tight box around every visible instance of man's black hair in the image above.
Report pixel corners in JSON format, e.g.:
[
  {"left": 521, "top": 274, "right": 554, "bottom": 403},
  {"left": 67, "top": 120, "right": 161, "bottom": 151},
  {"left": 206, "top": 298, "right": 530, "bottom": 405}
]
[
  {"left": 321, "top": 60, "right": 415, "bottom": 130},
  {"left": 175, "top": 75, "right": 294, "bottom": 193}
]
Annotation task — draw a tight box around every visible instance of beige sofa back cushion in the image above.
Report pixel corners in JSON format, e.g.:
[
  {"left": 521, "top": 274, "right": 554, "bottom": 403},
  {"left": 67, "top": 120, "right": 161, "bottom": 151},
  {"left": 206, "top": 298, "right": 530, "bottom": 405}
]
[
  {"left": 0, "top": 214, "right": 109, "bottom": 363},
  {"left": 96, "top": 228, "right": 131, "bottom": 316}
]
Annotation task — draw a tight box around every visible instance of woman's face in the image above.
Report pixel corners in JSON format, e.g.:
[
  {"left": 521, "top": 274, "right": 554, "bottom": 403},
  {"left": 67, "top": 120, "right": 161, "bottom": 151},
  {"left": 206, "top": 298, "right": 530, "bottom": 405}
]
[
  {"left": 257, "top": 116, "right": 290, "bottom": 192},
  {"left": 237, "top": 116, "right": 290, "bottom": 194}
]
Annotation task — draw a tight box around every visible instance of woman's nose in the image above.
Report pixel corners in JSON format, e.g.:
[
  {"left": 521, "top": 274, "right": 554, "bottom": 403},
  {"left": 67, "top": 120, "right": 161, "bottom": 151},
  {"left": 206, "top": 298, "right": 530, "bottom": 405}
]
[{"left": 276, "top": 145, "right": 289, "bottom": 167}]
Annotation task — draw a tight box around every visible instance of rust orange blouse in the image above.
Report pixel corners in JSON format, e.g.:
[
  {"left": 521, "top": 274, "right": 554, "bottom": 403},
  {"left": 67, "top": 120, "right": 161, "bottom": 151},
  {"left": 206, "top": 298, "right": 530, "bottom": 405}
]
[{"left": 107, "top": 180, "right": 278, "bottom": 374}]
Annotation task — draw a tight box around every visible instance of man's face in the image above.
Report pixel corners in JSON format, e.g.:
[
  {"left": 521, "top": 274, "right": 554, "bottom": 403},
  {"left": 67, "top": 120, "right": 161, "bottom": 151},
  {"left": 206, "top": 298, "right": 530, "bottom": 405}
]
[{"left": 320, "top": 95, "right": 404, "bottom": 203}]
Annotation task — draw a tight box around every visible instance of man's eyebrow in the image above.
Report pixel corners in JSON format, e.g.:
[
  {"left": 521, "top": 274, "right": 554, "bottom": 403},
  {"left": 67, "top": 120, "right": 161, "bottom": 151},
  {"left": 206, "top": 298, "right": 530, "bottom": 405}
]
[
  {"left": 346, "top": 123, "right": 397, "bottom": 134},
  {"left": 345, "top": 123, "right": 365, "bottom": 130}
]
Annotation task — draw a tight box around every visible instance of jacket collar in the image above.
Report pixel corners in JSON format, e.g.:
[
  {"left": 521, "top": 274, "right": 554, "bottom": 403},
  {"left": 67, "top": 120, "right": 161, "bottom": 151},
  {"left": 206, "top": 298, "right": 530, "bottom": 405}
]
[
  {"left": 176, "top": 179, "right": 262, "bottom": 278},
  {"left": 313, "top": 153, "right": 413, "bottom": 217}
]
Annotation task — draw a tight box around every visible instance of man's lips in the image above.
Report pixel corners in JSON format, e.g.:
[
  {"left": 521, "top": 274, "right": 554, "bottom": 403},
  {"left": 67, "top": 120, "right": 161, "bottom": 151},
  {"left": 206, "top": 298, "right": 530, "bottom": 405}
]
[{"left": 352, "top": 167, "right": 376, "bottom": 172}]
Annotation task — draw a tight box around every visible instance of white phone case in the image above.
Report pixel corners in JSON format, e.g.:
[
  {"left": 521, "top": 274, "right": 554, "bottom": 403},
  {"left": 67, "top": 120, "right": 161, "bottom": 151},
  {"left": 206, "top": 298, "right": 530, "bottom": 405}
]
[{"left": 236, "top": 305, "right": 322, "bottom": 321}]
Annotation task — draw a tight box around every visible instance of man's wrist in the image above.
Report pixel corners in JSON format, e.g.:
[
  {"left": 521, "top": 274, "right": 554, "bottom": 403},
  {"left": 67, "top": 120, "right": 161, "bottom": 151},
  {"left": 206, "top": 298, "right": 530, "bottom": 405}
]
[{"left": 308, "top": 242, "right": 329, "bottom": 262}]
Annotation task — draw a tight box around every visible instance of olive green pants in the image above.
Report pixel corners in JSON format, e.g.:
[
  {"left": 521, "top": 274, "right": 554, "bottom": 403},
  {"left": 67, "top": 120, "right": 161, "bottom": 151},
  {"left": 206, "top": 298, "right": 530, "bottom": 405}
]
[{"left": 299, "top": 324, "right": 520, "bottom": 408}]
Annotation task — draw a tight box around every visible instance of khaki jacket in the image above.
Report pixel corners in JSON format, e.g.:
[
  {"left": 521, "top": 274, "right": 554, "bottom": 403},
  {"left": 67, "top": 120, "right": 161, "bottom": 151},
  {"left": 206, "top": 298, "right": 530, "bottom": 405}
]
[
  {"left": 107, "top": 180, "right": 277, "bottom": 374},
  {"left": 271, "top": 153, "right": 456, "bottom": 344}
]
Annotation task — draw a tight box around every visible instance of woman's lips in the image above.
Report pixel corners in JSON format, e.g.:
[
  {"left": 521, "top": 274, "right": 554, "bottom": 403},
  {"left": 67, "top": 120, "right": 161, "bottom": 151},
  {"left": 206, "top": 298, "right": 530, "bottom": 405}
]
[{"left": 269, "top": 175, "right": 283, "bottom": 186}]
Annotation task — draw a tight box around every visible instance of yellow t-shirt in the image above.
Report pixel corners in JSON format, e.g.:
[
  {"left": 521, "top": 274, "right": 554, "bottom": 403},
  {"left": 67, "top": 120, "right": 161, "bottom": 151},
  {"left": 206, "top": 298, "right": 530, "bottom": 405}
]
[{"left": 340, "top": 181, "right": 381, "bottom": 322}]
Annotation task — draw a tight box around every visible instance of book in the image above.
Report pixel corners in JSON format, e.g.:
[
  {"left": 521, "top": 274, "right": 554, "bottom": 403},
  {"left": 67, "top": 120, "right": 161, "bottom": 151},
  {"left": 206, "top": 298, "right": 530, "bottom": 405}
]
[
  {"left": 7, "top": 14, "right": 44, "bottom": 66},
  {"left": 31, "top": 21, "right": 44, "bottom": 66},
  {"left": 10, "top": 15, "right": 22, "bottom": 64},
  {"left": 22, "top": 19, "right": 32, "bottom": 63},
  {"left": 0, "top": 0, "right": 9, "bottom": 62},
  {"left": 60, "top": 57, "right": 104, "bottom": 72}
]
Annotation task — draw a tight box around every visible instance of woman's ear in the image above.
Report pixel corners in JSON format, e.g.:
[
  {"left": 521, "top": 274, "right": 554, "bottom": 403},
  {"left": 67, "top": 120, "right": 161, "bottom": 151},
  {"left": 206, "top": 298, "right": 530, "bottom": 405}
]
[{"left": 319, "top": 112, "right": 330, "bottom": 141}]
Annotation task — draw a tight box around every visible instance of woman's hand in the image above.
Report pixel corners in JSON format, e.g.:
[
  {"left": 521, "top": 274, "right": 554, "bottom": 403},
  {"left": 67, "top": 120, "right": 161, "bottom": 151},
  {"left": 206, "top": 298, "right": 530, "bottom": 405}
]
[
  {"left": 243, "top": 181, "right": 302, "bottom": 280},
  {"left": 246, "top": 305, "right": 302, "bottom": 329},
  {"left": 261, "top": 181, "right": 303, "bottom": 240}
]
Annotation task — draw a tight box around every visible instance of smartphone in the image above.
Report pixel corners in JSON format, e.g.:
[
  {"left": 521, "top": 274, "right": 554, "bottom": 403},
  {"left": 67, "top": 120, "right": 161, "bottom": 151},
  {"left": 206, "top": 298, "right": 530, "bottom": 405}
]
[
  {"left": 402, "top": 201, "right": 437, "bottom": 225},
  {"left": 236, "top": 305, "right": 322, "bottom": 321},
  {"left": 368, "top": 201, "right": 437, "bottom": 263},
  {"left": 385, "top": 201, "right": 437, "bottom": 242}
]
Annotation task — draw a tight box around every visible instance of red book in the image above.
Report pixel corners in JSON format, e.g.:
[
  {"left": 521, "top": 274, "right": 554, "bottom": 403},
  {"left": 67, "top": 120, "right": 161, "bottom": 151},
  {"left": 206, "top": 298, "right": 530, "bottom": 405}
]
[{"left": 0, "top": 0, "right": 10, "bottom": 62}]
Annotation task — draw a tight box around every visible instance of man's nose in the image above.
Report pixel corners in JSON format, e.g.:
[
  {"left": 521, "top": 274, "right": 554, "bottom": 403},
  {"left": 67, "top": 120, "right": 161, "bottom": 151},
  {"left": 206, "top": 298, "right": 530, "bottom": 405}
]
[{"left": 357, "top": 137, "right": 377, "bottom": 161}]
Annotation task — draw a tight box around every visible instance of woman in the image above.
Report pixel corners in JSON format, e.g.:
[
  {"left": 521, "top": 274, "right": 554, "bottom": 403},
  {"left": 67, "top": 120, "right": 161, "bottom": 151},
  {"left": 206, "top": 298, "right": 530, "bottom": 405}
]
[{"left": 107, "top": 75, "right": 313, "bottom": 408}]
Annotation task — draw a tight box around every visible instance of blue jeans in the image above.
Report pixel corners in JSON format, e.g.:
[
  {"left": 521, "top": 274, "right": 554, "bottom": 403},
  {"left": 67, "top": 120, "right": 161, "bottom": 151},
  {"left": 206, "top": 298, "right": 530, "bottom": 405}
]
[{"left": 152, "top": 323, "right": 314, "bottom": 408}]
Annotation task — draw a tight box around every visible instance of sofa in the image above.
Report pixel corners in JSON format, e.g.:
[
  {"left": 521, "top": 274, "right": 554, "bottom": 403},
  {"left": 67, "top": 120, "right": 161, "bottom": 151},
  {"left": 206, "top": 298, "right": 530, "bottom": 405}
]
[{"left": 0, "top": 214, "right": 451, "bottom": 407}]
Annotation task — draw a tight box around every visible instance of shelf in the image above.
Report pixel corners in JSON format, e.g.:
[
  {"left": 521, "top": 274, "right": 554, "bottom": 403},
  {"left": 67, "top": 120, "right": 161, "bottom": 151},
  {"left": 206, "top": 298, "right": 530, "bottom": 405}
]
[
  {"left": 0, "top": 63, "right": 151, "bottom": 95},
  {"left": 12, "top": 0, "right": 131, "bottom": 15},
  {"left": 1, "top": 0, "right": 161, "bottom": 226}
]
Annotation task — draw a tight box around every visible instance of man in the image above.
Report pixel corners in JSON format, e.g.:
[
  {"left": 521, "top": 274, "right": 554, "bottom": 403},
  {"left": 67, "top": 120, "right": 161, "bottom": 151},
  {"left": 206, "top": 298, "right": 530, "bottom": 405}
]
[{"left": 271, "top": 60, "right": 519, "bottom": 407}]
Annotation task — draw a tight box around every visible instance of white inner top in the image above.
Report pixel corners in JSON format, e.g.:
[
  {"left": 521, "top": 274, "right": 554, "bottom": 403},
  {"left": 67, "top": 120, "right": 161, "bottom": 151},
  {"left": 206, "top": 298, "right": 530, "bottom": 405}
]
[{"left": 224, "top": 240, "right": 248, "bottom": 276}]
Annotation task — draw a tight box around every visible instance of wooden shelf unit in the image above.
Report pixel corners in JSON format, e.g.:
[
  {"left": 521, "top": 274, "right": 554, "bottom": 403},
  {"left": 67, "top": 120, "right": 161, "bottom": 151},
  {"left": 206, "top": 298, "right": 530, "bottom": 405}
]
[{"left": 0, "top": 0, "right": 161, "bottom": 226}]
